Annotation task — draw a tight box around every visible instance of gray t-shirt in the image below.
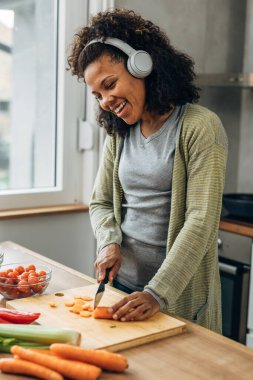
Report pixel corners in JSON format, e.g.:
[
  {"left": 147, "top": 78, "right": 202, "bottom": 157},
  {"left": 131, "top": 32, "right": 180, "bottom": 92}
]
[{"left": 117, "top": 105, "right": 185, "bottom": 293}]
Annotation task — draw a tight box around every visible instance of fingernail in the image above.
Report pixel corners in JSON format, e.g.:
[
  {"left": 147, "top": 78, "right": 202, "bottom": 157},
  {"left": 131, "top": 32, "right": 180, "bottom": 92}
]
[
  {"left": 113, "top": 314, "right": 118, "bottom": 320},
  {"left": 108, "top": 308, "right": 113, "bottom": 313},
  {"left": 98, "top": 272, "right": 103, "bottom": 280},
  {"left": 121, "top": 317, "right": 126, "bottom": 322}
]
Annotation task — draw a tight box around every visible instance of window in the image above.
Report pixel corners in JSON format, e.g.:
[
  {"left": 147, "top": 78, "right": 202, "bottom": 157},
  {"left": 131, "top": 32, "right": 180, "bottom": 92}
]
[
  {"left": 0, "top": 1, "right": 58, "bottom": 191},
  {"left": 0, "top": 0, "right": 87, "bottom": 209},
  {"left": 0, "top": 101, "right": 9, "bottom": 112}
]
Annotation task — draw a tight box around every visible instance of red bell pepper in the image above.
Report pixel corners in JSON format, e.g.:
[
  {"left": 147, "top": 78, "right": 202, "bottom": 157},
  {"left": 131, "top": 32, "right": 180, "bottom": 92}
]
[
  {"left": 0, "top": 308, "right": 40, "bottom": 324},
  {"left": 0, "top": 316, "right": 14, "bottom": 324}
]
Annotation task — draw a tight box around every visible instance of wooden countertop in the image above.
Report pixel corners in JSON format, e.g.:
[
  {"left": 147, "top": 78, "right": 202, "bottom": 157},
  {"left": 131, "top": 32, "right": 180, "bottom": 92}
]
[
  {"left": 220, "top": 218, "right": 253, "bottom": 238},
  {"left": 1, "top": 241, "right": 253, "bottom": 380}
]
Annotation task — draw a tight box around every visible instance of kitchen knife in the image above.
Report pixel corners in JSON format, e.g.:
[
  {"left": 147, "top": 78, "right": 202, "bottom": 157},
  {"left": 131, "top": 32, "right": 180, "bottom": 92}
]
[{"left": 94, "top": 268, "right": 110, "bottom": 309}]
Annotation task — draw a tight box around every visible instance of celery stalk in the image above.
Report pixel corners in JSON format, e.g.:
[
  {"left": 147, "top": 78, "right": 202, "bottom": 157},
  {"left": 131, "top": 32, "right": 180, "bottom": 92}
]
[
  {"left": 0, "top": 337, "right": 49, "bottom": 353},
  {"left": 0, "top": 324, "right": 81, "bottom": 351}
]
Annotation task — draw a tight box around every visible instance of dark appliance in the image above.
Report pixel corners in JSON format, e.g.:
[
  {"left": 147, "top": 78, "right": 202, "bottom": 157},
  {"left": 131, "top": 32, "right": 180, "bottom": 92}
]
[
  {"left": 222, "top": 193, "right": 253, "bottom": 221},
  {"left": 218, "top": 230, "right": 251, "bottom": 343}
]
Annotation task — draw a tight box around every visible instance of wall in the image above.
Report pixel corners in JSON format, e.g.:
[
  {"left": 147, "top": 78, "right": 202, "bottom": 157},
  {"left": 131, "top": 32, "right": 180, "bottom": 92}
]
[
  {"left": 237, "top": 0, "right": 253, "bottom": 192},
  {"left": 0, "top": 212, "right": 96, "bottom": 277},
  {"left": 116, "top": 0, "right": 252, "bottom": 193}
]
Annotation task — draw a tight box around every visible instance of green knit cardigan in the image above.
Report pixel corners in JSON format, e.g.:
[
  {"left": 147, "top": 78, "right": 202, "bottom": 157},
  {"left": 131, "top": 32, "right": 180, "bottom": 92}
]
[{"left": 89, "top": 104, "right": 228, "bottom": 333}]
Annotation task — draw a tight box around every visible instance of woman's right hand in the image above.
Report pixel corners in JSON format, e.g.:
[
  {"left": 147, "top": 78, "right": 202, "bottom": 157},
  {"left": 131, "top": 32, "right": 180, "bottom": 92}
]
[{"left": 95, "top": 243, "right": 122, "bottom": 283}]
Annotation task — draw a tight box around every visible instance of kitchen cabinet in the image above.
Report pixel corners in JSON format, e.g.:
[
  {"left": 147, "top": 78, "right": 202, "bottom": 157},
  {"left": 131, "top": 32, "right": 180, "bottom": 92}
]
[
  {"left": 219, "top": 218, "right": 253, "bottom": 348},
  {"left": 0, "top": 241, "right": 253, "bottom": 380},
  {"left": 196, "top": 73, "right": 253, "bottom": 88},
  {"left": 218, "top": 228, "right": 251, "bottom": 344},
  {"left": 246, "top": 241, "right": 253, "bottom": 347}
]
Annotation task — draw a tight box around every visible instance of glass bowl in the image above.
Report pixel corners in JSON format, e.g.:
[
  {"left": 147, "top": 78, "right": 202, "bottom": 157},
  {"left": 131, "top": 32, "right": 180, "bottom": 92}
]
[{"left": 0, "top": 262, "right": 52, "bottom": 299}]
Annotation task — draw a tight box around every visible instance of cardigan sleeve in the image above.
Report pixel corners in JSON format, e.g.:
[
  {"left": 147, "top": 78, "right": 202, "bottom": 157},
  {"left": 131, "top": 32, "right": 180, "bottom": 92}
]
[
  {"left": 145, "top": 116, "right": 228, "bottom": 306},
  {"left": 89, "top": 136, "right": 122, "bottom": 254}
]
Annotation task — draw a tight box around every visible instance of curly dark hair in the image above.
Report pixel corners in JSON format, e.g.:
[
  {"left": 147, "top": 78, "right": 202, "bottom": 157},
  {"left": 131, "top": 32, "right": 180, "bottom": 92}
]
[{"left": 67, "top": 9, "right": 199, "bottom": 137}]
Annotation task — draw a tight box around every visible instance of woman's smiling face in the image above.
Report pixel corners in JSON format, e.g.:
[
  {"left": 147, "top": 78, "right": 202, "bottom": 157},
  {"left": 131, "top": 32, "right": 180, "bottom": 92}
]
[{"left": 84, "top": 53, "right": 146, "bottom": 125}]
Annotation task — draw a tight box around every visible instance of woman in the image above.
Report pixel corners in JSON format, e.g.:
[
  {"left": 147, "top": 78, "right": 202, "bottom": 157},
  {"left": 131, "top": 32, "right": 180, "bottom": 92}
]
[{"left": 68, "top": 9, "right": 228, "bottom": 332}]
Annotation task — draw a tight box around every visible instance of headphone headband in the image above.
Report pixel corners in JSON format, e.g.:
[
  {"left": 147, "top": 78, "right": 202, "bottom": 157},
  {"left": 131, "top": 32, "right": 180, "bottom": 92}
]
[
  {"left": 85, "top": 37, "right": 135, "bottom": 56},
  {"left": 85, "top": 37, "right": 153, "bottom": 78}
]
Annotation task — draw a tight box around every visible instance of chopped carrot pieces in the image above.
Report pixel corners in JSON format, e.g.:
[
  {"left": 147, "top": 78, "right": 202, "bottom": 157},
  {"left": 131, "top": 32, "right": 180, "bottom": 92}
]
[
  {"left": 64, "top": 301, "right": 75, "bottom": 307},
  {"left": 48, "top": 302, "right": 57, "bottom": 308},
  {"left": 71, "top": 305, "right": 83, "bottom": 314},
  {"left": 74, "top": 299, "right": 84, "bottom": 305},
  {"left": 49, "top": 294, "right": 97, "bottom": 319},
  {"left": 81, "top": 303, "right": 90, "bottom": 310},
  {"left": 81, "top": 296, "right": 93, "bottom": 301},
  {"left": 93, "top": 306, "right": 113, "bottom": 319},
  {"left": 80, "top": 311, "right": 92, "bottom": 318}
]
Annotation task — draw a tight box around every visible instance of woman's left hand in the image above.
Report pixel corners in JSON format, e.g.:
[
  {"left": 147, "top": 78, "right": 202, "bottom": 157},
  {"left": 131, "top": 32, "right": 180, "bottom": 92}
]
[{"left": 108, "top": 291, "right": 160, "bottom": 321}]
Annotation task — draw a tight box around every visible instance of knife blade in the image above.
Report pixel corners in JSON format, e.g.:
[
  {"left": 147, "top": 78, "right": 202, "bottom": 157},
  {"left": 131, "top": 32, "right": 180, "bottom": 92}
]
[{"left": 94, "top": 268, "right": 110, "bottom": 309}]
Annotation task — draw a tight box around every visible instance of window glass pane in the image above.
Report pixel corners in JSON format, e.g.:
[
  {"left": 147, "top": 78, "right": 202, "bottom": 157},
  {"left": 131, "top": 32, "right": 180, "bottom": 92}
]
[{"left": 0, "top": 0, "right": 58, "bottom": 191}]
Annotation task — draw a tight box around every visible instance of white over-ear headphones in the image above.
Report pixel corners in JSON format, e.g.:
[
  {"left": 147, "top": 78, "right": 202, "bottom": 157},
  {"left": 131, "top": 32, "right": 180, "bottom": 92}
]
[{"left": 85, "top": 37, "right": 153, "bottom": 78}]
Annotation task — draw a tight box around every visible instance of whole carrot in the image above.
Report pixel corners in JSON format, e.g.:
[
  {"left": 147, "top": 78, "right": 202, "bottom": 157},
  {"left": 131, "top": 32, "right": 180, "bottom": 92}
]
[
  {"left": 11, "top": 345, "right": 101, "bottom": 380},
  {"left": 0, "top": 357, "right": 63, "bottom": 380},
  {"left": 93, "top": 306, "right": 113, "bottom": 319},
  {"left": 50, "top": 343, "right": 129, "bottom": 372},
  {"left": 30, "top": 348, "right": 55, "bottom": 355}
]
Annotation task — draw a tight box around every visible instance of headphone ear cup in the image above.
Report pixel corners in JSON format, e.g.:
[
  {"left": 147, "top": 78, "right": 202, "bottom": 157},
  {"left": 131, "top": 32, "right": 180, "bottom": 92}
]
[
  {"left": 127, "top": 58, "right": 136, "bottom": 78},
  {"left": 127, "top": 51, "right": 153, "bottom": 78}
]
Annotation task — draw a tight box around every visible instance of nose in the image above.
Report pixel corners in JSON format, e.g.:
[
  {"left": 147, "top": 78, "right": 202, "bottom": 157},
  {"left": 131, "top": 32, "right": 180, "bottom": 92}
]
[{"left": 100, "top": 94, "right": 114, "bottom": 111}]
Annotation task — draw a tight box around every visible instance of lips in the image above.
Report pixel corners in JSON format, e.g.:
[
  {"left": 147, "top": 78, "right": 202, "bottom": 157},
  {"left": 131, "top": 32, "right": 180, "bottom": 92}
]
[{"left": 110, "top": 100, "right": 127, "bottom": 116}]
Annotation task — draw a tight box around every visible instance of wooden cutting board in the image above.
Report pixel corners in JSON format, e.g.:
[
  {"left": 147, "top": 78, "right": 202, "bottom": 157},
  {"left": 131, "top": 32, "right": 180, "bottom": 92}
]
[{"left": 7, "top": 284, "right": 186, "bottom": 352}]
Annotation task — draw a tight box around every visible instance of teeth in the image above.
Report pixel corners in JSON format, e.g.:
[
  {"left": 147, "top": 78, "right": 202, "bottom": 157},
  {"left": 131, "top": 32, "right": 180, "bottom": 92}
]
[{"left": 114, "top": 101, "right": 126, "bottom": 114}]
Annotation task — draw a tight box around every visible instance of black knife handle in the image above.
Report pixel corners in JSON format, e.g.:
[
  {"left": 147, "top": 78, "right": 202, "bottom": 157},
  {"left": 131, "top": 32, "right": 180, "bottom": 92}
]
[{"left": 104, "top": 268, "right": 110, "bottom": 284}]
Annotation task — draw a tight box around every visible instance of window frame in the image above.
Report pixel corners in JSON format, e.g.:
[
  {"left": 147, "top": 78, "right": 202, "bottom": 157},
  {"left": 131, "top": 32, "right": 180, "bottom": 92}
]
[{"left": 0, "top": 0, "right": 87, "bottom": 209}]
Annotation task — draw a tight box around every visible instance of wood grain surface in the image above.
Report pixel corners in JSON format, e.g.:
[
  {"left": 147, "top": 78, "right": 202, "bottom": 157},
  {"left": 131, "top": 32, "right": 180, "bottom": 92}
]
[
  {"left": 220, "top": 218, "right": 253, "bottom": 237},
  {"left": 7, "top": 284, "right": 186, "bottom": 352},
  {"left": 0, "top": 204, "right": 88, "bottom": 220},
  {"left": 1, "top": 241, "right": 253, "bottom": 380}
]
